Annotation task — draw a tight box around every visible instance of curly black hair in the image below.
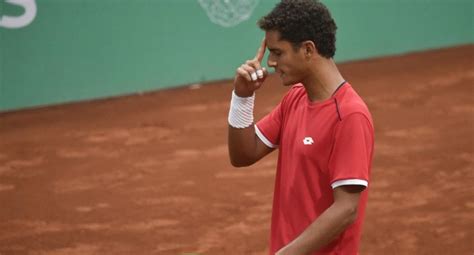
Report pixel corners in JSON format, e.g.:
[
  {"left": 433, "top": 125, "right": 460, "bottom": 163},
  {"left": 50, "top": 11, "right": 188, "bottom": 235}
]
[{"left": 258, "top": 0, "right": 337, "bottom": 58}]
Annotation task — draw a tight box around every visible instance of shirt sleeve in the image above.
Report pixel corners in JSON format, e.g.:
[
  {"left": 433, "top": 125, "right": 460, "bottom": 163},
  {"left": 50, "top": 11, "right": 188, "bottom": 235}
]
[
  {"left": 328, "top": 113, "right": 374, "bottom": 189},
  {"left": 255, "top": 101, "right": 283, "bottom": 149}
]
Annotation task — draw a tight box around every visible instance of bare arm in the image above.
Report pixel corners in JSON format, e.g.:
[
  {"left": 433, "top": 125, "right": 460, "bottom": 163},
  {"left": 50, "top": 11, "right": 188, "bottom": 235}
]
[
  {"left": 276, "top": 185, "right": 365, "bottom": 255},
  {"left": 228, "top": 38, "right": 273, "bottom": 167},
  {"left": 228, "top": 125, "right": 274, "bottom": 167}
]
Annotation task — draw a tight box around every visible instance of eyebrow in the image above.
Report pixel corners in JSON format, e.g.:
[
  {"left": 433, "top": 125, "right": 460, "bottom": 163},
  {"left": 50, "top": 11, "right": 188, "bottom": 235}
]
[{"left": 268, "top": 47, "right": 281, "bottom": 52}]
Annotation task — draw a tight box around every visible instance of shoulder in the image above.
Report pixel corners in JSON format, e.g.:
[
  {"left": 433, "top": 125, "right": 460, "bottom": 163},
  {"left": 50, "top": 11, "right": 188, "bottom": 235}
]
[
  {"left": 281, "top": 83, "right": 306, "bottom": 104},
  {"left": 336, "top": 84, "right": 373, "bottom": 126},
  {"left": 288, "top": 83, "right": 306, "bottom": 97}
]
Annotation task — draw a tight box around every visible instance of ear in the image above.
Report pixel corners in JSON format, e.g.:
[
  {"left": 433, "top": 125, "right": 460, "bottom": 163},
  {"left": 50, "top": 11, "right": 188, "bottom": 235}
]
[{"left": 302, "top": 40, "right": 318, "bottom": 58}]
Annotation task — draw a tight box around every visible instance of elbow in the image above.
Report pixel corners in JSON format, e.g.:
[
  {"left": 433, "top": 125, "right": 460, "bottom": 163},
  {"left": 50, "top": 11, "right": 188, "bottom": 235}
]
[
  {"left": 334, "top": 202, "right": 359, "bottom": 227},
  {"left": 230, "top": 156, "right": 254, "bottom": 167},
  {"left": 228, "top": 146, "right": 256, "bottom": 167},
  {"left": 344, "top": 205, "right": 359, "bottom": 226},
  {"left": 229, "top": 156, "right": 254, "bottom": 168}
]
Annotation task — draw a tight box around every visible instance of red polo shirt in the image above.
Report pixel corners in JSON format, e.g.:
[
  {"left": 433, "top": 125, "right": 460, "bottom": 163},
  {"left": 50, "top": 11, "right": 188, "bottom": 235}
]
[{"left": 255, "top": 82, "right": 374, "bottom": 255}]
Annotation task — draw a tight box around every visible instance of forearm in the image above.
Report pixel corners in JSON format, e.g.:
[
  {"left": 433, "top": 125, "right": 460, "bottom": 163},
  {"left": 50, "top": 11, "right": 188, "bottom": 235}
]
[
  {"left": 227, "top": 88, "right": 258, "bottom": 167},
  {"left": 228, "top": 38, "right": 268, "bottom": 167},
  {"left": 228, "top": 125, "right": 257, "bottom": 166},
  {"left": 280, "top": 202, "right": 357, "bottom": 255}
]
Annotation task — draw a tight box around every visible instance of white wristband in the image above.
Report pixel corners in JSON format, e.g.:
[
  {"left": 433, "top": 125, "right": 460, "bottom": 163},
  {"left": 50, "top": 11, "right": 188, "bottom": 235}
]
[{"left": 228, "top": 90, "right": 255, "bottom": 128}]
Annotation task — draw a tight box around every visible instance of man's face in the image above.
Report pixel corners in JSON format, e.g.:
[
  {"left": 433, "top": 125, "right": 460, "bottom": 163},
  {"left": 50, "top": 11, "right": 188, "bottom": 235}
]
[{"left": 265, "top": 30, "right": 308, "bottom": 86}]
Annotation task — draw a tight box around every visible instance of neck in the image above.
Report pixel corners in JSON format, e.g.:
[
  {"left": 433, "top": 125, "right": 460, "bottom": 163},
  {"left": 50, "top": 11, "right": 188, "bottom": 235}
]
[{"left": 302, "top": 58, "right": 345, "bottom": 102}]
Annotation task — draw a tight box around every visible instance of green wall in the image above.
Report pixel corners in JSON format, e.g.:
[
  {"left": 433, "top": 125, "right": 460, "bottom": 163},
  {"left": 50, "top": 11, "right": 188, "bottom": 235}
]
[{"left": 1, "top": 0, "right": 472, "bottom": 111}]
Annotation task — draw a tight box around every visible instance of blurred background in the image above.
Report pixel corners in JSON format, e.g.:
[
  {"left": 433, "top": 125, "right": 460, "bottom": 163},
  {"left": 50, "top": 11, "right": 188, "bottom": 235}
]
[
  {"left": 0, "top": 1, "right": 473, "bottom": 255},
  {"left": 1, "top": 0, "right": 472, "bottom": 111}
]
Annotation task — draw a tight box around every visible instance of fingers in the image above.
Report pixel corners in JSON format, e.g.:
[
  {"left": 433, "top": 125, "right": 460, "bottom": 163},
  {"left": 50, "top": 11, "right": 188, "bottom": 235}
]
[
  {"left": 254, "top": 67, "right": 268, "bottom": 88},
  {"left": 236, "top": 64, "right": 267, "bottom": 82},
  {"left": 234, "top": 37, "right": 267, "bottom": 85},
  {"left": 243, "top": 62, "right": 257, "bottom": 78},
  {"left": 236, "top": 66, "right": 252, "bottom": 82},
  {"left": 261, "top": 67, "right": 268, "bottom": 78},
  {"left": 244, "top": 63, "right": 267, "bottom": 81},
  {"left": 254, "top": 37, "right": 266, "bottom": 63},
  {"left": 241, "top": 64, "right": 259, "bottom": 82}
]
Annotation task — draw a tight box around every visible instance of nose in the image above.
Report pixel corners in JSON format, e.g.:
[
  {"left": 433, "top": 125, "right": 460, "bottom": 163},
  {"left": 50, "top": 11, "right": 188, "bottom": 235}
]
[{"left": 267, "top": 58, "right": 277, "bottom": 68}]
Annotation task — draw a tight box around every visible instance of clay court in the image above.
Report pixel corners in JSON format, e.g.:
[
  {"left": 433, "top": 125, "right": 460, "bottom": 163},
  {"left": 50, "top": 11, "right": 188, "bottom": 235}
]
[{"left": 0, "top": 45, "right": 473, "bottom": 255}]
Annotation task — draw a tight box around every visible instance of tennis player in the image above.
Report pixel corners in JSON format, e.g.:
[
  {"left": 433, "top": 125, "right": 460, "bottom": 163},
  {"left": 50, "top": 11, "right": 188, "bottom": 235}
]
[{"left": 227, "top": 0, "right": 374, "bottom": 254}]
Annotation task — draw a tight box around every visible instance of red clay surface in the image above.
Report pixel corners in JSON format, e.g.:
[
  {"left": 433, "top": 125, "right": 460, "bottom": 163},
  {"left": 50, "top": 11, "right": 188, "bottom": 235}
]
[{"left": 0, "top": 45, "right": 473, "bottom": 255}]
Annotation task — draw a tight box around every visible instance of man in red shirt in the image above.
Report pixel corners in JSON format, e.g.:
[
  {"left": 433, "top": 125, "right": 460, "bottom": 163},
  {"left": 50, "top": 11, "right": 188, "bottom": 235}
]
[{"left": 227, "top": 1, "right": 374, "bottom": 254}]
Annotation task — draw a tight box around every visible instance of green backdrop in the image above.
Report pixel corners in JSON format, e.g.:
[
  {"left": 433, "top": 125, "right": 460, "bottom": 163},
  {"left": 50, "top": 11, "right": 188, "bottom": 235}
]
[{"left": 1, "top": 0, "right": 472, "bottom": 111}]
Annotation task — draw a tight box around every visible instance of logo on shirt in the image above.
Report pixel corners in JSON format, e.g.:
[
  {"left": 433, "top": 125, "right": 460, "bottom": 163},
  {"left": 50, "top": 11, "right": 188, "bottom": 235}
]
[{"left": 303, "top": 137, "right": 314, "bottom": 145}]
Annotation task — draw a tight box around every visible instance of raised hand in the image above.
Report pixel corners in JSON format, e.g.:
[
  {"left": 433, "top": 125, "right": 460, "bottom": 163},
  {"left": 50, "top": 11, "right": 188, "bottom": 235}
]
[{"left": 233, "top": 38, "right": 269, "bottom": 97}]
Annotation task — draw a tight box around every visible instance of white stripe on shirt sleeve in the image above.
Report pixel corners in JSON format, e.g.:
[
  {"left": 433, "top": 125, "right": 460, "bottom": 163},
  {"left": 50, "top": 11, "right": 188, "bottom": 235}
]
[
  {"left": 255, "top": 125, "right": 278, "bottom": 148},
  {"left": 331, "top": 179, "right": 368, "bottom": 189}
]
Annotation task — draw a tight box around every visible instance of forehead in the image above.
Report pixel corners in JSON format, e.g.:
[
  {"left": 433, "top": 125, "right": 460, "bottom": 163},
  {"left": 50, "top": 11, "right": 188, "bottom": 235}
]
[{"left": 265, "top": 30, "right": 293, "bottom": 50}]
